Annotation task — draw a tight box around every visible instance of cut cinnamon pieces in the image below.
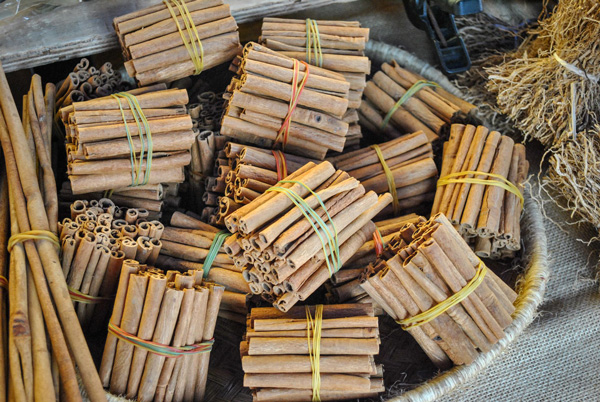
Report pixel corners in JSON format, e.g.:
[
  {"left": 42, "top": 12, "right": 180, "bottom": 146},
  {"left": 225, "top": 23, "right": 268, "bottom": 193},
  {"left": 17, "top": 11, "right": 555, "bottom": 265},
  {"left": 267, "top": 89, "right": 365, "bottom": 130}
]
[
  {"left": 241, "top": 303, "right": 383, "bottom": 400},
  {"left": 360, "top": 213, "right": 517, "bottom": 368},
  {"left": 432, "top": 123, "right": 529, "bottom": 258}
]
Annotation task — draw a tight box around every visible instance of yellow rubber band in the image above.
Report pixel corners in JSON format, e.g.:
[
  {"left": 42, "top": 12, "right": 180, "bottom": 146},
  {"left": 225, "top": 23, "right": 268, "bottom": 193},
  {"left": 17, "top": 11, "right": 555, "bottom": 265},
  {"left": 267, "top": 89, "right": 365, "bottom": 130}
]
[
  {"left": 371, "top": 144, "right": 399, "bottom": 215},
  {"left": 437, "top": 170, "right": 524, "bottom": 208},
  {"left": 381, "top": 80, "right": 440, "bottom": 130},
  {"left": 7, "top": 230, "right": 60, "bottom": 252},
  {"left": 0, "top": 275, "right": 7, "bottom": 290},
  {"left": 306, "top": 19, "right": 323, "bottom": 67},
  {"left": 397, "top": 261, "right": 488, "bottom": 329},
  {"left": 164, "top": 0, "right": 204, "bottom": 75},
  {"left": 306, "top": 304, "right": 323, "bottom": 401}
]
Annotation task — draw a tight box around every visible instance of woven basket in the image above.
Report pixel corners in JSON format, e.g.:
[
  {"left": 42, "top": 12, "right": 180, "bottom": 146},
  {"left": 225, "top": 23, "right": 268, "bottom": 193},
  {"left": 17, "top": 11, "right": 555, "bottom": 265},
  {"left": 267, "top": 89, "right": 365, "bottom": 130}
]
[
  {"left": 365, "top": 40, "right": 550, "bottom": 401},
  {"left": 80, "top": 42, "right": 549, "bottom": 402}
]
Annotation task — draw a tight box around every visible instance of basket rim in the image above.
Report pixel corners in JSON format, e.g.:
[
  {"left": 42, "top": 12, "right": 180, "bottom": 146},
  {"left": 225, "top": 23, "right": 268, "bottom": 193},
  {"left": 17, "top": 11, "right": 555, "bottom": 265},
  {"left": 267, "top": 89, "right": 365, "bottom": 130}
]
[{"left": 364, "top": 40, "right": 550, "bottom": 402}]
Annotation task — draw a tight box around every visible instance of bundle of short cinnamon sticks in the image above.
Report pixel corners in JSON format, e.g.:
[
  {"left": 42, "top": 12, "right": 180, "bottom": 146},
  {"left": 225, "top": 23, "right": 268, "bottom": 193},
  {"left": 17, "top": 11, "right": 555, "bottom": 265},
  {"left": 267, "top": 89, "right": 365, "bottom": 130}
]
[
  {"left": 114, "top": 0, "right": 241, "bottom": 85},
  {"left": 222, "top": 161, "right": 392, "bottom": 311},
  {"left": 59, "top": 87, "right": 195, "bottom": 195},
  {"left": 432, "top": 124, "right": 529, "bottom": 258},
  {"left": 59, "top": 198, "right": 165, "bottom": 327},
  {"left": 359, "top": 60, "right": 476, "bottom": 140},
  {"left": 327, "top": 214, "right": 425, "bottom": 307},
  {"left": 260, "top": 17, "right": 370, "bottom": 148},
  {"left": 361, "top": 213, "right": 517, "bottom": 368},
  {"left": 99, "top": 261, "right": 223, "bottom": 402},
  {"left": 54, "top": 58, "right": 133, "bottom": 110},
  {"left": 241, "top": 303, "right": 383, "bottom": 402},
  {"left": 202, "top": 142, "right": 315, "bottom": 225},
  {"left": 223, "top": 42, "right": 351, "bottom": 160},
  {"left": 330, "top": 131, "right": 438, "bottom": 216}
]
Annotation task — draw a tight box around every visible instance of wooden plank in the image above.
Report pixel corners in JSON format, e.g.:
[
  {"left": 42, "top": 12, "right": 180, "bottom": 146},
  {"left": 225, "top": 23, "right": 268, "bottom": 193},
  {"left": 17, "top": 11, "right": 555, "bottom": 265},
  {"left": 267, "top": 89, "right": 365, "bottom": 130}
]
[{"left": 0, "top": 0, "right": 358, "bottom": 73}]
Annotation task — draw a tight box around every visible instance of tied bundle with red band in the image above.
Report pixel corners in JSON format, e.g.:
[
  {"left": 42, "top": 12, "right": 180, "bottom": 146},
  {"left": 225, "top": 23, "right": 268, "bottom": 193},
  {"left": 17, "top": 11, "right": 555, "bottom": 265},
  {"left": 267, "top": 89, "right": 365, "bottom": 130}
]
[
  {"left": 271, "top": 150, "right": 289, "bottom": 181},
  {"left": 274, "top": 59, "right": 310, "bottom": 148}
]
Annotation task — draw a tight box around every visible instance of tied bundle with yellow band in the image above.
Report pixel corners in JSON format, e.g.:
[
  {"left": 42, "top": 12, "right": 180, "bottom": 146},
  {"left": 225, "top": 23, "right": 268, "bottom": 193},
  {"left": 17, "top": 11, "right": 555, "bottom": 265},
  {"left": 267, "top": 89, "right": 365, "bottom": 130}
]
[
  {"left": 225, "top": 161, "right": 393, "bottom": 312},
  {"left": 330, "top": 131, "right": 438, "bottom": 218},
  {"left": 381, "top": 80, "right": 440, "bottom": 130},
  {"left": 7, "top": 230, "right": 60, "bottom": 252},
  {"left": 360, "top": 213, "right": 518, "bottom": 369},
  {"left": 432, "top": 124, "right": 529, "bottom": 259},
  {"left": 113, "top": 0, "right": 241, "bottom": 86},
  {"left": 241, "top": 303, "right": 384, "bottom": 401}
]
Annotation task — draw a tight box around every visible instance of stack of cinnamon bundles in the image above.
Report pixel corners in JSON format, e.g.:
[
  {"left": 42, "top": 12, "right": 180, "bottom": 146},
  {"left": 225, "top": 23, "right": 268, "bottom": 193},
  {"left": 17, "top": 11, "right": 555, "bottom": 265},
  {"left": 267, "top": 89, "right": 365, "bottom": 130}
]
[
  {"left": 59, "top": 198, "right": 164, "bottom": 326},
  {"left": 327, "top": 214, "right": 426, "bottom": 307},
  {"left": 260, "top": 17, "right": 370, "bottom": 148},
  {"left": 241, "top": 304, "right": 384, "bottom": 401},
  {"left": 202, "top": 142, "right": 315, "bottom": 226},
  {"left": 222, "top": 161, "right": 392, "bottom": 311},
  {"left": 359, "top": 60, "right": 476, "bottom": 140},
  {"left": 113, "top": 0, "right": 241, "bottom": 85},
  {"left": 330, "top": 131, "right": 438, "bottom": 217},
  {"left": 223, "top": 42, "right": 350, "bottom": 160},
  {"left": 99, "top": 261, "right": 223, "bottom": 401},
  {"left": 432, "top": 124, "right": 529, "bottom": 258},
  {"left": 59, "top": 87, "right": 195, "bottom": 196},
  {"left": 360, "top": 213, "right": 517, "bottom": 368}
]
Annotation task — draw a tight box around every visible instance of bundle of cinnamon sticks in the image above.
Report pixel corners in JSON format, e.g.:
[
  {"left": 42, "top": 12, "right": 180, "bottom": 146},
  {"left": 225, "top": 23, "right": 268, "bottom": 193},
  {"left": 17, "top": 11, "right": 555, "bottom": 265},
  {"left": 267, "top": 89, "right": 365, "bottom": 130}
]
[
  {"left": 155, "top": 211, "right": 250, "bottom": 295},
  {"left": 201, "top": 142, "right": 315, "bottom": 226},
  {"left": 0, "top": 171, "right": 9, "bottom": 402},
  {"left": 432, "top": 124, "right": 529, "bottom": 258},
  {"left": 260, "top": 17, "right": 370, "bottom": 149},
  {"left": 1, "top": 61, "right": 106, "bottom": 401},
  {"left": 54, "top": 58, "right": 134, "bottom": 110},
  {"left": 59, "top": 198, "right": 165, "bottom": 327},
  {"left": 330, "top": 131, "right": 438, "bottom": 217},
  {"left": 359, "top": 60, "right": 476, "bottom": 141},
  {"left": 361, "top": 213, "right": 517, "bottom": 368},
  {"left": 99, "top": 261, "right": 224, "bottom": 402},
  {"left": 114, "top": 0, "right": 241, "bottom": 85},
  {"left": 222, "top": 160, "right": 392, "bottom": 311},
  {"left": 241, "top": 303, "right": 384, "bottom": 402},
  {"left": 326, "top": 214, "right": 426, "bottom": 308},
  {"left": 223, "top": 42, "right": 351, "bottom": 160},
  {"left": 59, "top": 87, "right": 196, "bottom": 196}
]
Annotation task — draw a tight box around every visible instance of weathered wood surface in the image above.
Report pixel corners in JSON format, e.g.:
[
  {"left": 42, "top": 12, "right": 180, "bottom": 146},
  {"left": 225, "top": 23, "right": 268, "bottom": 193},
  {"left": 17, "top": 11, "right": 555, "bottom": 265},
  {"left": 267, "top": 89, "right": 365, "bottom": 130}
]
[{"left": 0, "top": 0, "right": 358, "bottom": 73}]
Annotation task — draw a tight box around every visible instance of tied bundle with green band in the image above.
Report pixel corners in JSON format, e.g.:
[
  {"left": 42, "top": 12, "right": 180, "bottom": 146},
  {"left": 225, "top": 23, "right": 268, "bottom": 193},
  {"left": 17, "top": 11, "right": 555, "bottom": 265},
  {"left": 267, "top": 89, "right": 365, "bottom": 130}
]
[
  {"left": 203, "top": 230, "right": 231, "bottom": 278},
  {"left": 306, "top": 304, "right": 324, "bottom": 401},
  {"left": 163, "top": 0, "right": 204, "bottom": 75},
  {"left": 381, "top": 80, "right": 440, "bottom": 130},
  {"left": 111, "top": 92, "right": 153, "bottom": 187},
  {"left": 7, "top": 230, "right": 60, "bottom": 252},
  {"left": 306, "top": 19, "right": 323, "bottom": 67},
  {"left": 437, "top": 170, "right": 524, "bottom": 208},
  {"left": 397, "top": 261, "right": 488, "bottom": 329},
  {"left": 108, "top": 322, "right": 213, "bottom": 358},
  {"left": 266, "top": 180, "right": 341, "bottom": 276}
]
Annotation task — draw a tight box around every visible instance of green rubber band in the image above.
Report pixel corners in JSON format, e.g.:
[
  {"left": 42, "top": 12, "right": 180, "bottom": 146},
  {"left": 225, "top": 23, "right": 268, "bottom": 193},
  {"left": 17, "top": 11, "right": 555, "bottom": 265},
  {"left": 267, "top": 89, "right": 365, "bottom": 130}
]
[
  {"left": 381, "top": 80, "right": 440, "bottom": 130},
  {"left": 203, "top": 230, "right": 231, "bottom": 278},
  {"left": 266, "top": 181, "right": 341, "bottom": 276}
]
